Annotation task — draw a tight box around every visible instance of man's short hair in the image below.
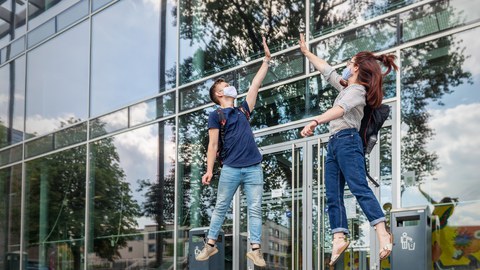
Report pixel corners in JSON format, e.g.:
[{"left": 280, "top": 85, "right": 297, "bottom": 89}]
[{"left": 209, "top": 78, "right": 226, "bottom": 105}]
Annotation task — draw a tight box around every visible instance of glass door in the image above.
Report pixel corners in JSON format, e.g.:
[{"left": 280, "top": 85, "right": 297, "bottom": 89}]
[
  {"left": 234, "top": 135, "right": 382, "bottom": 270},
  {"left": 238, "top": 142, "right": 304, "bottom": 270}
]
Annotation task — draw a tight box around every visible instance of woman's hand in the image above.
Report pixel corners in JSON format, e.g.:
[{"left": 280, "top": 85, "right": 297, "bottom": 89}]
[
  {"left": 300, "top": 121, "right": 318, "bottom": 137},
  {"left": 299, "top": 33, "right": 309, "bottom": 55},
  {"left": 263, "top": 36, "right": 271, "bottom": 61}
]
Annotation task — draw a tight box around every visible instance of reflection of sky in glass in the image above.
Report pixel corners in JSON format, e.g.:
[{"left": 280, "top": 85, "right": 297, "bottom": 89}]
[
  {"left": 111, "top": 122, "right": 175, "bottom": 229},
  {"left": 0, "top": 1, "right": 27, "bottom": 48},
  {"left": 26, "top": 21, "right": 89, "bottom": 137},
  {"left": 91, "top": 0, "right": 176, "bottom": 117},
  {"left": 402, "top": 28, "right": 480, "bottom": 225}
]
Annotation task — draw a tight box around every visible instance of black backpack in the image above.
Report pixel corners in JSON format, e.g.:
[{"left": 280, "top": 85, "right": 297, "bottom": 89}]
[
  {"left": 358, "top": 103, "right": 390, "bottom": 186},
  {"left": 216, "top": 106, "right": 250, "bottom": 165}
]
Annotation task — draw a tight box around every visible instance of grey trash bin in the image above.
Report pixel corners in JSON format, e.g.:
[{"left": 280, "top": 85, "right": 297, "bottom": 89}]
[
  {"left": 390, "top": 206, "right": 432, "bottom": 270},
  {"left": 189, "top": 227, "right": 225, "bottom": 270}
]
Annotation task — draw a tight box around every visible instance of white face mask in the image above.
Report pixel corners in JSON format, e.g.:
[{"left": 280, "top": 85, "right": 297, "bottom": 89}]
[{"left": 222, "top": 86, "right": 238, "bottom": 98}]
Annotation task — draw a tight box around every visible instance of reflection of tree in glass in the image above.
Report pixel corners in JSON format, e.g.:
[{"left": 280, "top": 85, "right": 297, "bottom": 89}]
[
  {"left": 136, "top": 121, "right": 176, "bottom": 267},
  {"left": 401, "top": 34, "right": 472, "bottom": 185},
  {"left": 26, "top": 119, "right": 141, "bottom": 270},
  {"left": 177, "top": 0, "right": 305, "bottom": 83}
]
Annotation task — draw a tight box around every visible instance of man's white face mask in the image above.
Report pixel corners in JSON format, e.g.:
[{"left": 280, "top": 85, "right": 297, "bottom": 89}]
[{"left": 223, "top": 86, "right": 238, "bottom": 98}]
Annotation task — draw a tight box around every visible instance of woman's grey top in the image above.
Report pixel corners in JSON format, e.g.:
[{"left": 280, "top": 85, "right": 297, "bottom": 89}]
[{"left": 322, "top": 65, "right": 366, "bottom": 134}]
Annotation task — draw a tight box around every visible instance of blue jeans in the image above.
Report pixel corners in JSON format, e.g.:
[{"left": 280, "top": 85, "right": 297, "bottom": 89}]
[
  {"left": 207, "top": 163, "right": 264, "bottom": 244},
  {"left": 325, "top": 128, "right": 385, "bottom": 235}
]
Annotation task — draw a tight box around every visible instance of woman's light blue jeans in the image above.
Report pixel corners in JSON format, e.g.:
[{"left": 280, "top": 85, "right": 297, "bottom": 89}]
[
  {"left": 207, "top": 163, "right": 264, "bottom": 244},
  {"left": 325, "top": 128, "right": 385, "bottom": 235}
]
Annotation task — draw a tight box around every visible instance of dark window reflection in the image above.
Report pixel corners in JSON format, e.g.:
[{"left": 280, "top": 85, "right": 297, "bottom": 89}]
[
  {"left": 0, "top": 144, "right": 22, "bottom": 166},
  {"left": 0, "top": 0, "right": 27, "bottom": 48},
  {"left": 25, "top": 146, "right": 86, "bottom": 270},
  {"left": 400, "top": 27, "right": 479, "bottom": 269},
  {"left": 179, "top": 0, "right": 305, "bottom": 85},
  {"left": 91, "top": 0, "right": 176, "bottom": 117},
  {"left": 247, "top": 78, "right": 336, "bottom": 132},
  {"left": 400, "top": 0, "right": 480, "bottom": 43},
  {"left": 26, "top": 21, "right": 89, "bottom": 138},
  {"left": 89, "top": 120, "right": 175, "bottom": 268},
  {"left": 0, "top": 56, "right": 25, "bottom": 148},
  {"left": 0, "top": 164, "right": 22, "bottom": 258},
  {"left": 28, "top": 0, "right": 62, "bottom": 24}
]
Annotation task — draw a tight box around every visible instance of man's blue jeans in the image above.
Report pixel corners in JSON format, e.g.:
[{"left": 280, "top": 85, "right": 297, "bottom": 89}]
[
  {"left": 325, "top": 128, "right": 385, "bottom": 235},
  {"left": 207, "top": 163, "right": 264, "bottom": 244}
]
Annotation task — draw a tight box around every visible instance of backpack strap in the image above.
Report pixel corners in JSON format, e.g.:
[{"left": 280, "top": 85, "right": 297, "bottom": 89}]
[
  {"left": 238, "top": 106, "right": 250, "bottom": 121},
  {"left": 216, "top": 108, "right": 227, "bottom": 164}
]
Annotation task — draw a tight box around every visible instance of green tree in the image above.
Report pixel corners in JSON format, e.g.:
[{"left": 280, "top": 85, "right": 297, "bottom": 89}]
[{"left": 25, "top": 119, "right": 141, "bottom": 270}]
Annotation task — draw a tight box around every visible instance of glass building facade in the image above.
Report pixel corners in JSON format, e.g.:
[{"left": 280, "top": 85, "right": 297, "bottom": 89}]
[{"left": 0, "top": 0, "right": 479, "bottom": 269}]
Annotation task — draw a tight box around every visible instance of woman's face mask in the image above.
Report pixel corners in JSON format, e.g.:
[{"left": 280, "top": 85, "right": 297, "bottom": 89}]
[
  {"left": 222, "top": 86, "right": 238, "bottom": 98},
  {"left": 341, "top": 67, "right": 353, "bottom": 81}
]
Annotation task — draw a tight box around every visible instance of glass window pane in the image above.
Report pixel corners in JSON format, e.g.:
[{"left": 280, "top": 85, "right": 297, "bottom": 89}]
[
  {"left": 0, "top": 56, "right": 25, "bottom": 148},
  {"left": 27, "top": 0, "right": 65, "bottom": 28},
  {"left": 92, "top": 0, "right": 113, "bottom": 12},
  {"left": 177, "top": 107, "right": 219, "bottom": 267},
  {"left": 25, "top": 134, "right": 54, "bottom": 158},
  {"left": 0, "top": 165, "right": 22, "bottom": 254},
  {"left": 246, "top": 77, "right": 335, "bottom": 132},
  {"left": 312, "top": 17, "right": 397, "bottom": 67},
  {"left": 0, "top": 144, "right": 22, "bottom": 166},
  {"left": 57, "top": 0, "right": 88, "bottom": 31},
  {"left": 55, "top": 121, "right": 87, "bottom": 149},
  {"left": 238, "top": 50, "right": 305, "bottom": 91},
  {"left": 8, "top": 36, "right": 25, "bottom": 60},
  {"left": 129, "top": 93, "right": 175, "bottom": 127},
  {"left": 25, "top": 146, "right": 86, "bottom": 270},
  {"left": 0, "top": 0, "right": 27, "bottom": 48},
  {"left": 27, "top": 18, "right": 55, "bottom": 48},
  {"left": 400, "top": 29, "right": 480, "bottom": 269},
  {"left": 91, "top": 0, "right": 169, "bottom": 117},
  {"left": 310, "top": 0, "right": 417, "bottom": 38},
  {"left": 89, "top": 121, "right": 175, "bottom": 268},
  {"left": 179, "top": 0, "right": 305, "bottom": 85},
  {"left": 26, "top": 21, "right": 89, "bottom": 138},
  {"left": 401, "top": 0, "right": 480, "bottom": 43},
  {"left": 90, "top": 108, "right": 128, "bottom": 139}
]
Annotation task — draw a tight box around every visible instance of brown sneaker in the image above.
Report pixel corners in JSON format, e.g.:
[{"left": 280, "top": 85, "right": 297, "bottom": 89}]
[
  {"left": 246, "top": 249, "right": 267, "bottom": 267},
  {"left": 195, "top": 243, "right": 218, "bottom": 261}
]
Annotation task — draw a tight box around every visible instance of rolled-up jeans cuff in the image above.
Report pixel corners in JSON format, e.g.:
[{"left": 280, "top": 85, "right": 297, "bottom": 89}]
[
  {"left": 331, "top": 227, "right": 349, "bottom": 235},
  {"left": 370, "top": 217, "right": 386, "bottom": 227}
]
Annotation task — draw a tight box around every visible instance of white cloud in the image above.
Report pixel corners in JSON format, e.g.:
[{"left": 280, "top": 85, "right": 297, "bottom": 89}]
[{"left": 425, "top": 103, "right": 480, "bottom": 203}]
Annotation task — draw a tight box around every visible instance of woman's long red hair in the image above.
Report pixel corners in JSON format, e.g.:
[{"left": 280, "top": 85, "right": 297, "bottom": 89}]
[{"left": 353, "top": 51, "right": 398, "bottom": 108}]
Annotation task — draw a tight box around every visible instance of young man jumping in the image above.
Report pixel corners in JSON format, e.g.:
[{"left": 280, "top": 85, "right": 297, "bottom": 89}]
[{"left": 195, "top": 36, "right": 271, "bottom": 268}]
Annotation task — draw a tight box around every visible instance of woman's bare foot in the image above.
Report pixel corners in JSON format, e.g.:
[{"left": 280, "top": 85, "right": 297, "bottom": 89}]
[
  {"left": 330, "top": 234, "right": 350, "bottom": 266},
  {"left": 375, "top": 222, "right": 393, "bottom": 260}
]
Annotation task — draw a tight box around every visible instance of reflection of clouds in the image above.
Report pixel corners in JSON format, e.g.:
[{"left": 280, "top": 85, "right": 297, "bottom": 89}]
[
  {"left": 26, "top": 113, "right": 77, "bottom": 135},
  {"left": 458, "top": 28, "right": 480, "bottom": 76},
  {"left": 142, "top": 0, "right": 160, "bottom": 12},
  {"left": 130, "top": 102, "right": 150, "bottom": 125},
  {"left": 449, "top": 203, "right": 480, "bottom": 226},
  {"left": 426, "top": 103, "right": 480, "bottom": 201},
  {"left": 112, "top": 123, "right": 175, "bottom": 229}
]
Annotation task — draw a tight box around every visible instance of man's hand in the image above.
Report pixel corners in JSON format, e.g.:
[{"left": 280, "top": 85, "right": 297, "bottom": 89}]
[
  {"left": 202, "top": 171, "right": 213, "bottom": 185},
  {"left": 300, "top": 121, "right": 317, "bottom": 137},
  {"left": 299, "top": 33, "right": 309, "bottom": 55}
]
